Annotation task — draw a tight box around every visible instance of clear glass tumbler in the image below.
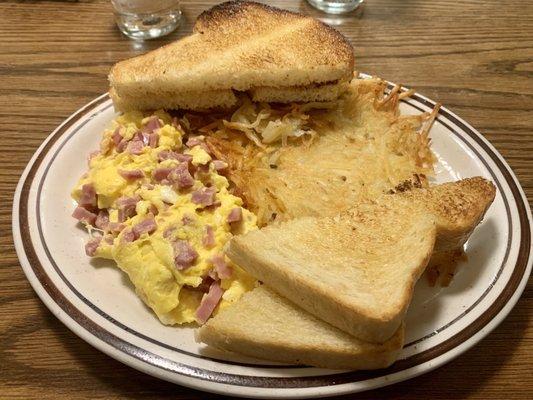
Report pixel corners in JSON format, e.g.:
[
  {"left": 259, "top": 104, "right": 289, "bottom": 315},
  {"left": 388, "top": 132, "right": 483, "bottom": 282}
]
[
  {"left": 111, "top": 0, "right": 181, "bottom": 40},
  {"left": 307, "top": 0, "right": 364, "bottom": 14}
]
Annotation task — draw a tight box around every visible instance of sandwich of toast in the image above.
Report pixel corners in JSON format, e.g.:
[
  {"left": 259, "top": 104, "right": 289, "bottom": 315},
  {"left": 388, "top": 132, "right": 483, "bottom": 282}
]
[{"left": 109, "top": 1, "right": 355, "bottom": 111}]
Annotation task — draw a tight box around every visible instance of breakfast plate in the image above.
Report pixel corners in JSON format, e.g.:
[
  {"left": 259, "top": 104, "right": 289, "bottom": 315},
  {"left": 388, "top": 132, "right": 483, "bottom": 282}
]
[{"left": 13, "top": 79, "right": 532, "bottom": 398}]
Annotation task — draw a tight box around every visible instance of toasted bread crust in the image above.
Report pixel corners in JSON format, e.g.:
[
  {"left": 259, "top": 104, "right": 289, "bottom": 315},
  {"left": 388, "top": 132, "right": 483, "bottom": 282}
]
[{"left": 194, "top": 1, "right": 354, "bottom": 73}]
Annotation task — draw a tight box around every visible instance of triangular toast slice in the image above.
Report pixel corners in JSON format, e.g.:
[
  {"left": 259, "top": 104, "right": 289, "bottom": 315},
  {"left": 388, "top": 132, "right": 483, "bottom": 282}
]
[
  {"left": 228, "top": 197, "right": 437, "bottom": 343},
  {"left": 109, "top": 1, "right": 354, "bottom": 111},
  {"left": 197, "top": 286, "right": 404, "bottom": 370},
  {"left": 389, "top": 177, "right": 496, "bottom": 252}
]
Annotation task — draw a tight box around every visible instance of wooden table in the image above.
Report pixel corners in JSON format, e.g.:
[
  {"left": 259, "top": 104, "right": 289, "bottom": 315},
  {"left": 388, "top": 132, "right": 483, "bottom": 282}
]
[{"left": 1, "top": 0, "right": 531, "bottom": 398}]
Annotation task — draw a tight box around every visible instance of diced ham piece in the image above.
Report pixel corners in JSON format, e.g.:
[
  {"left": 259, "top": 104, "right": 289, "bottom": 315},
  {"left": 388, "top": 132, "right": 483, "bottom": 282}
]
[
  {"left": 121, "top": 228, "right": 136, "bottom": 243},
  {"left": 127, "top": 139, "right": 144, "bottom": 155},
  {"left": 112, "top": 128, "right": 122, "bottom": 146},
  {"left": 79, "top": 183, "right": 97, "bottom": 208},
  {"left": 191, "top": 187, "right": 217, "bottom": 207},
  {"left": 195, "top": 281, "right": 224, "bottom": 324},
  {"left": 211, "top": 254, "right": 232, "bottom": 279},
  {"left": 133, "top": 131, "right": 149, "bottom": 146},
  {"left": 119, "top": 169, "right": 144, "bottom": 180},
  {"left": 158, "top": 150, "right": 192, "bottom": 163},
  {"left": 212, "top": 160, "right": 228, "bottom": 171},
  {"left": 227, "top": 207, "right": 243, "bottom": 224},
  {"left": 85, "top": 236, "right": 102, "bottom": 257},
  {"left": 163, "top": 226, "right": 175, "bottom": 238},
  {"left": 157, "top": 150, "right": 178, "bottom": 161},
  {"left": 152, "top": 167, "right": 174, "bottom": 181},
  {"left": 132, "top": 217, "right": 157, "bottom": 237},
  {"left": 157, "top": 150, "right": 175, "bottom": 161},
  {"left": 72, "top": 206, "right": 97, "bottom": 225},
  {"left": 176, "top": 153, "right": 193, "bottom": 163},
  {"left": 108, "top": 222, "right": 125, "bottom": 233},
  {"left": 168, "top": 163, "right": 194, "bottom": 189},
  {"left": 94, "top": 210, "right": 109, "bottom": 230},
  {"left": 186, "top": 136, "right": 204, "bottom": 147},
  {"left": 116, "top": 196, "right": 139, "bottom": 208},
  {"left": 173, "top": 240, "right": 198, "bottom": 270},
  {"left": 202, "top": 225, "right": 215, "bottom": 248},
  {"left": 182, "top": 214, "right": 194, "bottom": 225},
  {"left": 116, "top": 139, "right": 128, "bottom": 153},
  {"left": 116, "top": 195, "right": 139, "bottom": 222},
  {"left": 148, "top": 133, "right": 159, "bottom": 148},
  {"left": 144, "top": 117, "right": 161, "bottom": 134}
]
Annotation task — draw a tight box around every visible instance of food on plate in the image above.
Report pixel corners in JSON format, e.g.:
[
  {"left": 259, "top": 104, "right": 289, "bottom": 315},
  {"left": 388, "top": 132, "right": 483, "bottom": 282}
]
[
  {"left": 199, "top": 178, "right": 495, "bottom": 364},
  {"left": 227, "top": 193, "right": 437, "bottom": 343},
  {"left": 387, "top": 177, "right": 495, "bottom": 287},
  {"left": 70, "top": 0, "right": 497, "bottom": 370},
  {"left": 206, "top": 77, "right": 438, "bottom": 226},
  {"left": 71, "top": 111, "right": 257, "bottom": 324},
  {"left": 108, "top": 1, "right": 354, "bottom": 112},
  {"left": 389, "top": 177, "right": 495, "bottom": 251},
  {"left": 225, "top": 178, "right": 495, "bottom": 343},
  {"left": 197, "top": 286, "right": 405, "bottom": 370}
]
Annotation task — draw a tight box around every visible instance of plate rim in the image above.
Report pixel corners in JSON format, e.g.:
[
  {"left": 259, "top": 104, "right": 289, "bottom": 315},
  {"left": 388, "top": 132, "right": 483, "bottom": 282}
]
[{"left": 12, "top": 87, "right": 532, "bottom": 398}]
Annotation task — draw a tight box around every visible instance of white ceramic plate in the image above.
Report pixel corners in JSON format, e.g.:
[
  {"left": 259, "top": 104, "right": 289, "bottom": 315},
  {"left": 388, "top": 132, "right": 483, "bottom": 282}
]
[{"left": 13, "top": 81, "right": 532, "bottom": 398}]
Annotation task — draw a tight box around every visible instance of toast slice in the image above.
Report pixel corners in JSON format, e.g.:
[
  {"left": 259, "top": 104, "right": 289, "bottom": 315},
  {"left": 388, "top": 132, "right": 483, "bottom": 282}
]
[
  {"left": 109, "top": 87, "right": 238, "bottom": 112},
  {"left": 391, "top": 177, "right": 495, "bottom": 286},
  {"left": 228, "top": 200, "right": 437, "bottom": 343},
  {"left": 197, "top": 286, "right": 405, "bottom": 370},
  {"left": 388, "top": 177, "right": 496, "bottom": 252},
  {"left": 109, "top": 1, "right": 354, "bottom": 111}
]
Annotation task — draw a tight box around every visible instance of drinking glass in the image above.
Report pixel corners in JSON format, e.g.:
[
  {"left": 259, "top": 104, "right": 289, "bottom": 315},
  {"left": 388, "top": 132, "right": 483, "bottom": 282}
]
[
  {"left": 307, "top": 0, "right": 364, "bottom": 14},
  {"left": 111, "top": 0, "right": 181, "bottom": 40}
]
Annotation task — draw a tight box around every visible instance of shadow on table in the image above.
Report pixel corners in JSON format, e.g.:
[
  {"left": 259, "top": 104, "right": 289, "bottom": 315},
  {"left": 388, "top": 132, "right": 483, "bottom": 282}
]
[{"left": 37, "top": 288, "right": 529, "bottom": 400}]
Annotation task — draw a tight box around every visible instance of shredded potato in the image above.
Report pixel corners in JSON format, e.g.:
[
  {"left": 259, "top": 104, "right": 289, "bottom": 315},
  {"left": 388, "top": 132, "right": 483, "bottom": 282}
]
[{"left": 180, "top": 78, "right": 438, "bottom": 226}]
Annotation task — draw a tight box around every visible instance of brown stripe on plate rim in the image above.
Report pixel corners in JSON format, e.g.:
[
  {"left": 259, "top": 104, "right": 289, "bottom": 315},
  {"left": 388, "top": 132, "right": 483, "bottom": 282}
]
[{"left": 17, "top": 93, "right": 531, "bottom": 388}]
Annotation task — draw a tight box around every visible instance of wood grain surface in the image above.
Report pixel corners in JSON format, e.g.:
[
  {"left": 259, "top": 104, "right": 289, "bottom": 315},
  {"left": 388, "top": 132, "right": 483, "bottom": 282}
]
[{"left": 1, "top": 0, "right": 531, "bottom": 398}]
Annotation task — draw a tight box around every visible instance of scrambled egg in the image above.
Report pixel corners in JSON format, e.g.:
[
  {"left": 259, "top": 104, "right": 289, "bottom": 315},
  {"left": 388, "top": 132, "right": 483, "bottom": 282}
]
[{"left": 72, "top": 110, "right": 257, "bottom": 325}]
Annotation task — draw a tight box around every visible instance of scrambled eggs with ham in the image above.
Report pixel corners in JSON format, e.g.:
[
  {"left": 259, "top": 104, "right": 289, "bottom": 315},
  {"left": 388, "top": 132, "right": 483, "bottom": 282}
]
[{"left": 71, "top": 111, "right": 257, "bottom": 325}]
